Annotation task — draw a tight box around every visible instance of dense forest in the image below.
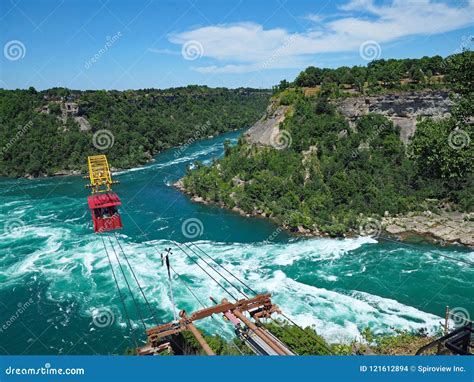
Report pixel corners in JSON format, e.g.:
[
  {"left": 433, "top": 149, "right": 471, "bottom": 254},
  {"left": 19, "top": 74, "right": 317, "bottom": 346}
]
[
  {"left": 183, "top": 52, "right": 473, "bottom": 236},
  {"left": 0, "top": 86, "right": 270, "bottom": 177}
]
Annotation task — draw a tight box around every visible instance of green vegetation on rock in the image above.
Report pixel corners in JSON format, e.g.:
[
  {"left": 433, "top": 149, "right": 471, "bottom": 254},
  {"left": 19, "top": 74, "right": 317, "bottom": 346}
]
[{"left": 183, "top": 52, "right": 473, "bottom": 237}]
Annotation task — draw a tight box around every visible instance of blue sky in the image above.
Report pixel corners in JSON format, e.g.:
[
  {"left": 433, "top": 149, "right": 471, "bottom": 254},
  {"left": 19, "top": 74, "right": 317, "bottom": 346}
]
[{"left": 1, "top": 0, "right": 473, "bottom": 90}]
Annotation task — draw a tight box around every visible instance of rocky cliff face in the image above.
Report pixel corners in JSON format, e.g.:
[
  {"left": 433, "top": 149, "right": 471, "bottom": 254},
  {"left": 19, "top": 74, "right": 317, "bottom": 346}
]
[
  {"left": 246, "top": 90, "right": 454, "bottom": 147},
  {"left": 335, "top": 90, "right": 454, "bottom": 143},
  {"left": 244, "top": 100, "right": 289, "bottom": 146}
]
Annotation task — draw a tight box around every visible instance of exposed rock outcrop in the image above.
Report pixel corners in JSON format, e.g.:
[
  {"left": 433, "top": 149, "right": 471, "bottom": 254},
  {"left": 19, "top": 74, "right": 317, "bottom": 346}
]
[
  {"left": 245, "top": 100, "right": 289, "bottom": 146},
  {"left": 335, "top": 90, "right": 454, "bottom": 143},
  {"left": 382, "top": 211, "right": 473, "bottom": 247},
  {"left": 74, "top": 116, "right": 91, "bottom": 131}
]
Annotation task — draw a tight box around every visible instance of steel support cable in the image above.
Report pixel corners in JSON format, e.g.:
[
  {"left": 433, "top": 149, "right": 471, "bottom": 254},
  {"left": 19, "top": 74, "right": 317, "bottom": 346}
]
[
  {"left": 279, "top": 312, "right": 334, "bottom": 355},
  {"left": 107, "top": 235, "right": 147, "bottom": 331},
  {"left": 112, "top": 211, "right": 284, "bottom": 355},
  {"left": 278, "top": 312, "right": 335, "bottom": 355},
  {"left": 267, "top": 316, "right": 330, "bottom": 356},
  {"left": 108, "top": 210, "right": 237, "bottom": 354},
  {"left": 376, "top": 235, "right": 474, "bottom": 267},
  {"left": 180, "top": 241, "right": 249, "bottom": 299},
  {"left": 100, "top": 235, "right": 138, "bottom": 349},
  {"left": 262, "top": 317, "right": 300, "bottom": 355},
  {"left": 190, "top": 242, "right": 259, "bottom": 296},
  {"left": 170, "top": 240, "right": 238, "bottom": 301},
  {"left": 173, "top": 244, "right": 307, "bottom": 355},
  {"left": 113, "top": 232, "right": 160, "bottom": 326},
  {"left": 168, "top": 264, "right": 245, "bottom": 355}
]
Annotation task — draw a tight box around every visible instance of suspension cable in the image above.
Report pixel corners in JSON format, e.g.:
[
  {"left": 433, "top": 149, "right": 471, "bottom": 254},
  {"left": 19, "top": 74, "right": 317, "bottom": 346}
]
[
  {"left": 376, "top": 235, "right": 474, "bottom": 267},
  {"left": 107, "top": 234, "right": 147, "bottom": 331},
  {"left": 190, "top": 242, "right": 259, "bottom": 296},
  {"left": 181, "top": 241, "right": 248, "bottom": 299},
  {"left": 186, "top": 243, "right": 320, "bottom": 354},
  {"left": 168, "top": 263, "right": 244, "bottom": 355},
  {"left": 108, "top": 209, "right": 244, "bottom": 353},
  {"left": 171, "top": 240, "right": 238, "bottom": 301},
  {"left": 100, "top": 235, "right": 138, "bottom": 349},
  {"left": 268, "top": 316, "right": 332, "bottom": 355},
  {"left": 278, "top": 312, "right": 334, "bottom": 355},
  {"left": 113, "top": 232, "right": 160, "bottom": 325}
]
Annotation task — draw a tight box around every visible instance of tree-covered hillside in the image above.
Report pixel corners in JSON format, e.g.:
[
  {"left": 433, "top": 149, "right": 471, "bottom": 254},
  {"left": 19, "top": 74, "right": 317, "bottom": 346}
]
[
  {"left": 183, "top": 52, "right": 473, "bottom": 237},
  {"left": 274, "top": 54, "right": 456, "bottom": 95},
  {"left": 0, "top": 86, "right": 270, "bottom": 177}
]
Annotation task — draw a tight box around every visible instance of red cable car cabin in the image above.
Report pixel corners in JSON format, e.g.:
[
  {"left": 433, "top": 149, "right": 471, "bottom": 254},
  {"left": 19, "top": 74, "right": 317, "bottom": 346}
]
[{"left": 88, "top": 192, "right": 123, "bottom": 233}]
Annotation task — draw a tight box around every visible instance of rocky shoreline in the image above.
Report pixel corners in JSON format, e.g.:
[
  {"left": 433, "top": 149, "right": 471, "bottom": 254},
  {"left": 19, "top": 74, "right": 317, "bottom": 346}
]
[
  {"left": 174, "top": 179, "right": 473, "bottom": 248},
  {"left": 382, "top": 211, "right": 473, "bottom": 247}
]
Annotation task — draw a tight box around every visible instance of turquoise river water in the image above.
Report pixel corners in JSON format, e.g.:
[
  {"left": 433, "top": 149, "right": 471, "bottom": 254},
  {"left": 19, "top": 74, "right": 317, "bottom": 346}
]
[{"left": 0, "top": 130, "right": 472, "bottom": 354}]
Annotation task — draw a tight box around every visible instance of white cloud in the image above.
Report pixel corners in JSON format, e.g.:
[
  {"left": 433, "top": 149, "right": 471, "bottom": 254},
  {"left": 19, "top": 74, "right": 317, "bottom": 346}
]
[
  {"left": 163, "top": 0, "right": 474, "bottom": 73},
  {"left": 303, "top": 13, "right": 325, "bottom": 23}
]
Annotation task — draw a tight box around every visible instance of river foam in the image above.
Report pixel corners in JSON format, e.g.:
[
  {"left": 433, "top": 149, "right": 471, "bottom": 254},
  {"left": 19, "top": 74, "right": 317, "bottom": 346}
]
[{"left": 0, "top": 228, "right": 446, "bottom": 344}]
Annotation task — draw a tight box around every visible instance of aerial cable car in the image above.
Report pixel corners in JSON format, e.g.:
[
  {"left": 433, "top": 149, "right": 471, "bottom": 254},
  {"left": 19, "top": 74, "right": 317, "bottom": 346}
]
[{"left": 85, "top": 155, "right": 123, "bottom": 233}]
